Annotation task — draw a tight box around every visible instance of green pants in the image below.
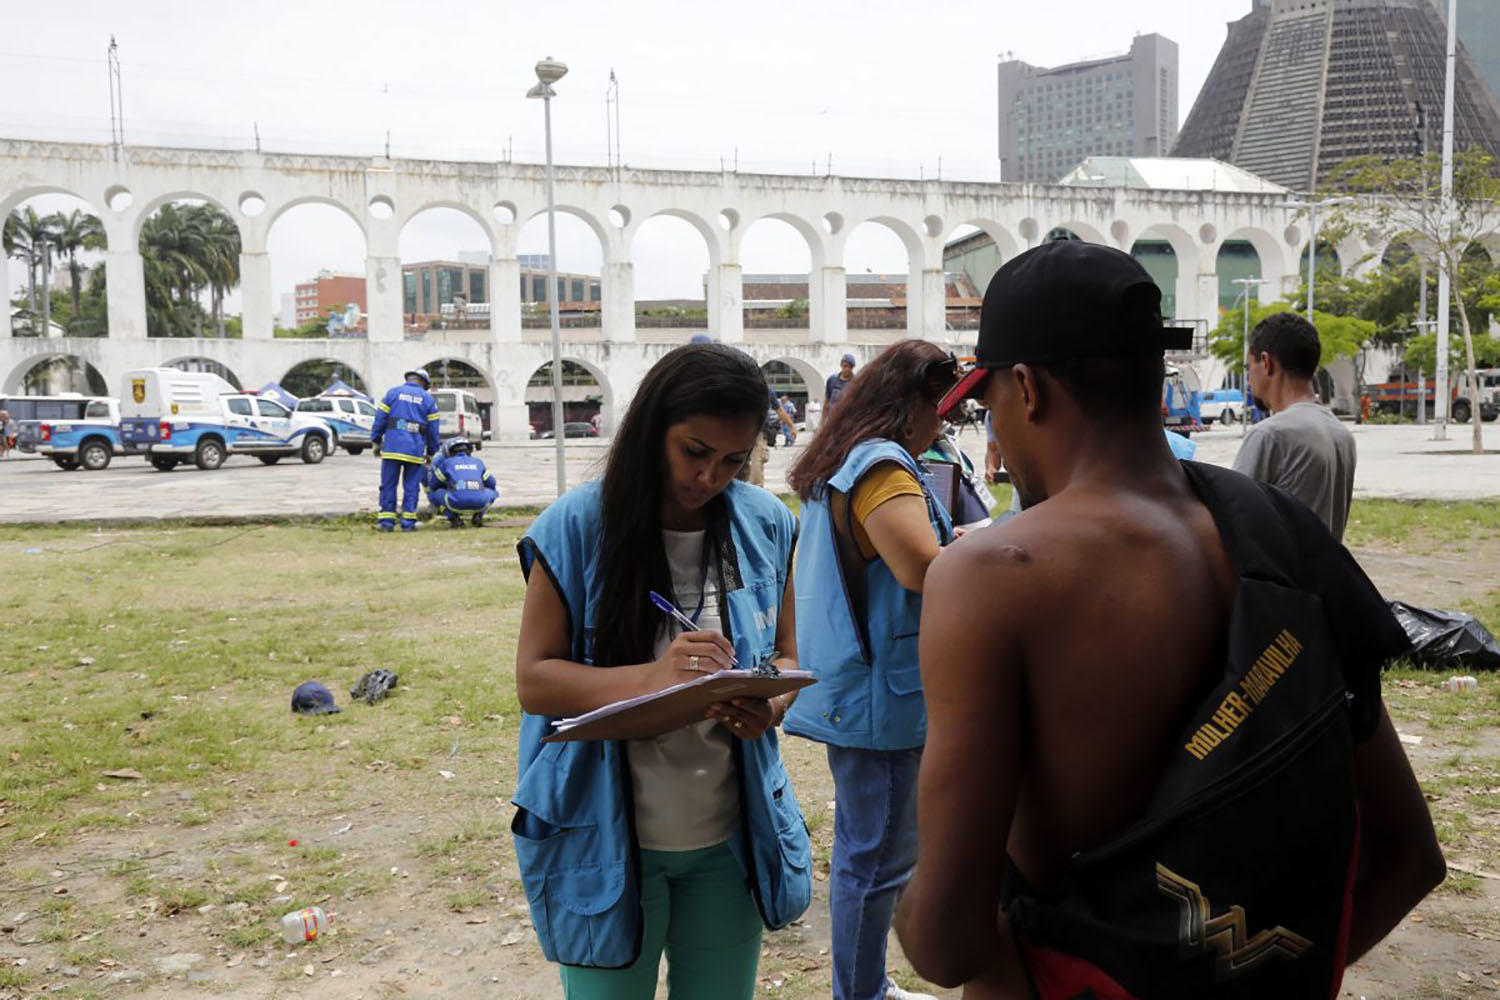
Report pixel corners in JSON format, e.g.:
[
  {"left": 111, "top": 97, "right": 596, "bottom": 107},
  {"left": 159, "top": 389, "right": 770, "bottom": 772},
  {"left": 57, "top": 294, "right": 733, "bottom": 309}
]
[{"left": 559, "top": 841, "right": 763, "bottom": 1000}]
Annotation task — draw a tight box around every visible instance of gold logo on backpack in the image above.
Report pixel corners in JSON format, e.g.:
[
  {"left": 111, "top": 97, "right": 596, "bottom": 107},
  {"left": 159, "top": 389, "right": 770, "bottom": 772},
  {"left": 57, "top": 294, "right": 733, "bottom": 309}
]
[{"left": 1156, "top": 863, "right": 1313, "bottom": 978}]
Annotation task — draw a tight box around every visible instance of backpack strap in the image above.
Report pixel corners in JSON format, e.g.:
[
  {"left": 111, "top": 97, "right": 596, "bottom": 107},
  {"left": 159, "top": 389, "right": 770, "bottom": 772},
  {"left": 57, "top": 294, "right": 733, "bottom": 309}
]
[{"left": 1180, "top": 462, "right": 1298, "bottom": 588}]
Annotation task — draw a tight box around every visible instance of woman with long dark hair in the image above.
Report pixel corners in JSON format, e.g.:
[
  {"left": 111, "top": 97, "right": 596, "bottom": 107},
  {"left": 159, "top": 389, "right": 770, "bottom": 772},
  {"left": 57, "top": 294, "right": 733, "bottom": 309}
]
[
  {"left": 512, "top": 343, "right": 811, "bottom": 999},
  {"left": 785, "top": 339, "right": 958, "bottom": 1000}
]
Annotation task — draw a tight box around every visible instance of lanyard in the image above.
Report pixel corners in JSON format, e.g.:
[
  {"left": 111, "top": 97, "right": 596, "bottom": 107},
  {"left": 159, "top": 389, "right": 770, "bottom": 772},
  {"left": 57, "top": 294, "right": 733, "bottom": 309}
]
[{"left": 684, "top": 531, "right": 714, "bottom": 625}]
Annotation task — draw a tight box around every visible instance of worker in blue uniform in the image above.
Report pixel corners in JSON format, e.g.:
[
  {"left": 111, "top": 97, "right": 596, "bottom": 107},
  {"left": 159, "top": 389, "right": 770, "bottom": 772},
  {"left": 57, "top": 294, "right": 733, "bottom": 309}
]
[
  {"left": 423, "top": 437, "right": 499, "bottom": 527},
  {"left": 370, "top": 368, "right": 442, "bottom": 532}
]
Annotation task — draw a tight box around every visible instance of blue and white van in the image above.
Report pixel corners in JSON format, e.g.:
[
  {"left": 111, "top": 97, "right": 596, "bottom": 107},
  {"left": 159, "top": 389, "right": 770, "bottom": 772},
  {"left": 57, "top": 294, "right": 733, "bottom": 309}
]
[
  {"left": 293, "top": 394, "right": 377, "bottom": 455},
  {"left": 119, "top": 368, "right": 336, "bottom": 472},
  {"left": 1198, "top": 388, "right": 1246, "bottom": 426}
]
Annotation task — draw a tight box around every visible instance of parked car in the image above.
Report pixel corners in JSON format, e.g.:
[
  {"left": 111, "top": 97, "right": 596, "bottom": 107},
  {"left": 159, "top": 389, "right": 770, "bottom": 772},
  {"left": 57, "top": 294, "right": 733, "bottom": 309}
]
[
  {"left": 118, "top": 367, "right": 336, "bottom": 471},
  {"left": 29, "top": 397, "right": 122, "bottom": 470},
  {"left": 1197, "top": 388, "right": 1246, "bottom": 426},
  {"left": 294, "top": 394, "right": 378, "bottom": 454},
  {"left": 6, "top": 394, "right": 106, "bottom": 455},
  {"left": 532, "top": 422, "right": 598, "bottom": 440},
  {"left": 431, "top": 388, "right": 484, "bottom": 449}
]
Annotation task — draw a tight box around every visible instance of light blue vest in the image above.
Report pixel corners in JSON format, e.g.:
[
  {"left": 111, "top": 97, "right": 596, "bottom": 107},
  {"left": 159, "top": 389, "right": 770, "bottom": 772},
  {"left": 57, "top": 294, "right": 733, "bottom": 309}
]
[
  {"left": 513, "top": 480, "right": 813, "bottom": 969},
  {"left": 785, "top": 439, "right": 953, "bottom": 750}
]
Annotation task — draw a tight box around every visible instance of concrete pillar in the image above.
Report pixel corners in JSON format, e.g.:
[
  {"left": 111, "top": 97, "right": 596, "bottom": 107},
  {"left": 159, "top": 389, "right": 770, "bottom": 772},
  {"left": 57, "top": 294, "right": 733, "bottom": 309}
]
[
  {"left": 913, "top": 267, "right": 946, "bottom": 341},
  {"left": 707, "top": 263, "right": 744, "bottom": 343},
  {"left": 105, "top": 249, "right": 147, "bottom": 339},
  {"left": 812, "top": 266, "right": 847, "bottom": 344},
  {"left": 489, "top": 403, "right": 533, "bottom": 442},
  {"left": 490, "top": 257, "right": 521, "bottom": 343},
  {"left": 0, "top": 254, "right": 10, "bottom": 338},
  {"left": 1194, "top": 272, "right": 1220, "bottom": 335},
  {"left": 365, "top": 255, "right": 403, "bottom": 343},
  {"left": 240, "top": 251, "right": 272, "bottom": 340},
  {"left": 602, "top": 260, "right": 636, "bottom": 343}
]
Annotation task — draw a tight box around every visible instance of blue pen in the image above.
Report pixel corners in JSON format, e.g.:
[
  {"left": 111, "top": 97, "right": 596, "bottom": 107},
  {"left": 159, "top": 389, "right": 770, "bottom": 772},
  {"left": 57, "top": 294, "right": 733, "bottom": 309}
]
[{"left": 649, "top": 590, "right": 739, "bottom": 667}]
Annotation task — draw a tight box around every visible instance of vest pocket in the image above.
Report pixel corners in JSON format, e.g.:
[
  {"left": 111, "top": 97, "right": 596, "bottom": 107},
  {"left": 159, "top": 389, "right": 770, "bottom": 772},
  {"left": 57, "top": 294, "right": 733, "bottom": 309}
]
[
  {"left": 512, "top": 810, "right": 636, "bottom": 968},
  {"left": 766, "top": 776, "right": 813, "bottom": 927}
]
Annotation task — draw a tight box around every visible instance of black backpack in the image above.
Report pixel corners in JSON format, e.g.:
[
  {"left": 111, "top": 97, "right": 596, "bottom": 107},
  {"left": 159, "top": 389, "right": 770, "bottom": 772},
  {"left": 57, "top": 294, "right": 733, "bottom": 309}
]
[{"left": 1004, "top": 463, "right": 1395, "bottom": 1000}]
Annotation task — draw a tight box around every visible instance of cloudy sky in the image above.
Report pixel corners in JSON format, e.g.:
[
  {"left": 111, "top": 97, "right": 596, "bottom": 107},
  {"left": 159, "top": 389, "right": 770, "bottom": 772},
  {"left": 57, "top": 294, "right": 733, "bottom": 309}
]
[{"left": 3, "top": 0, "right": 1252, "bottom": 311}]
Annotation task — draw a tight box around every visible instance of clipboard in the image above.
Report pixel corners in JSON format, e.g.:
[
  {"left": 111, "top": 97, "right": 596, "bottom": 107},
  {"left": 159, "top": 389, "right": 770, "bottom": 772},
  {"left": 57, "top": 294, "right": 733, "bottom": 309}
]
[
  {"left": 542, "top": 669, "right": 816, "bottom": 743},
  {"left": 920, "top": 459, "right": 962, "bottom": 518}
]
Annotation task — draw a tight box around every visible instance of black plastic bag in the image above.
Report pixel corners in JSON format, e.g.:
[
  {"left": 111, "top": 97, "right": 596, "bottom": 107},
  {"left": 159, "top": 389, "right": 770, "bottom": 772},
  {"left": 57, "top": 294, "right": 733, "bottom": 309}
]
[{"left": 1389, "top": 601, "right": 1500, "bottom": 671}]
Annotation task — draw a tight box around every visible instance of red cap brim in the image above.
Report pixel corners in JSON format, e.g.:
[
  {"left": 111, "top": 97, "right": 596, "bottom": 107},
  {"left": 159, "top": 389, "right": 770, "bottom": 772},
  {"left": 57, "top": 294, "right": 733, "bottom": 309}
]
[{"left": 937, "top": 366, "right": 991, "bottom": 420}]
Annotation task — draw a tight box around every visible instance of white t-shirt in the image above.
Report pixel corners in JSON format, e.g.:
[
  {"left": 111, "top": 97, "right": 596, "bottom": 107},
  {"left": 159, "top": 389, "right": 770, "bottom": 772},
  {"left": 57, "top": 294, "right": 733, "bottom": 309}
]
[{"left": 626, "top": 528, "right": 740, "bottom": 851}]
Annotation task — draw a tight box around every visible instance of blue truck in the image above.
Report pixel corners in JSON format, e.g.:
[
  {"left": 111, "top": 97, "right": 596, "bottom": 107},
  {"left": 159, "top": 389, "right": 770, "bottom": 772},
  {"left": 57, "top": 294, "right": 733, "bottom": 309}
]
[{"left": 13, "top": 396, "right": 122, "bottom": 470}]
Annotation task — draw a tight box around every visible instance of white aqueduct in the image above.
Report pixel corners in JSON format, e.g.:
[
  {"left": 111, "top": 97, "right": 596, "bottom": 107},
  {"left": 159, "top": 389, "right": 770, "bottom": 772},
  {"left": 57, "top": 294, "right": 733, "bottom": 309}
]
[{"left": 0, "top": 139, "right": 1421, "bottom": 437}]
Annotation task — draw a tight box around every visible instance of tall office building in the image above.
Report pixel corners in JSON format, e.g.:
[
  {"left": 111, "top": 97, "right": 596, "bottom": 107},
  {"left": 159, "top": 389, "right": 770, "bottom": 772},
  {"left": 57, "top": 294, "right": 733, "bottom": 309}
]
[
  {"left": 998, "top": 33, "right": 1179, "bottom": 183},
  {"left": 1174, "top": 0, "right": 1500, "bottom": 190}
]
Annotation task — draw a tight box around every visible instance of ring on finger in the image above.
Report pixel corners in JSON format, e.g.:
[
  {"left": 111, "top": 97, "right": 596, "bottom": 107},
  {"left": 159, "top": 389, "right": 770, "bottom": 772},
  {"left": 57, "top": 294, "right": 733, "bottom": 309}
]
[{"left": 690, "top": 655, "right": 701, "bottom": 672}]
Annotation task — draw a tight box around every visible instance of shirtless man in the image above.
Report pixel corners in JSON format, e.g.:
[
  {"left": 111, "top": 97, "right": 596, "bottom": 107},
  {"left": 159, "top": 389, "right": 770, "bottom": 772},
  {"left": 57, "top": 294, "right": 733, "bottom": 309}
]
[{"left": 893, "top": 241, "right": 1444, "bottom": 998}]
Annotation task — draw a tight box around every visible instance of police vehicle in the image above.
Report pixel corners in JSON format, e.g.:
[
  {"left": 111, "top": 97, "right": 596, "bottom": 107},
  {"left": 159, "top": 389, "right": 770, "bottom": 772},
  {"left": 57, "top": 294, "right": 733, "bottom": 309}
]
[
  {"left": 118, "top": 368, "right": 337, "bottom": 471},
  {"left": 293, "top": 394, "right": 378, "bottom": 454},
  {"left": 29, "top": 397, "right": 122, "bottom": 470}
]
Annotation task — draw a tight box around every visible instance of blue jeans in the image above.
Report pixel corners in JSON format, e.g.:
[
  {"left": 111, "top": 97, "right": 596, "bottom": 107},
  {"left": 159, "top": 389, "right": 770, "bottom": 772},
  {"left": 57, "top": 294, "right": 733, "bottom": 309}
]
[{"left": 826, "top": 744, "right": 923, "bottom": 1000}]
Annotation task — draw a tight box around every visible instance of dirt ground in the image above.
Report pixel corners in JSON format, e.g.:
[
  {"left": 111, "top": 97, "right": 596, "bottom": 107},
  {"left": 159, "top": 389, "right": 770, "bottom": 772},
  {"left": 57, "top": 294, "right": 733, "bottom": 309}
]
[{"left": 1, "top": 516, "right": 1498, "bottom": 1000}]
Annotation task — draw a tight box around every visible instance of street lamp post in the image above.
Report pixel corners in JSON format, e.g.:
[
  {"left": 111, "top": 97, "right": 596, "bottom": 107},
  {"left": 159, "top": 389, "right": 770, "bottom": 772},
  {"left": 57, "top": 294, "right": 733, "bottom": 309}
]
[
  {"left": 528, "top": 57, "right": 569, "bottom": 498},
  {"left": 1232, "top": 277, "right": 1272, "bottom": 436}
]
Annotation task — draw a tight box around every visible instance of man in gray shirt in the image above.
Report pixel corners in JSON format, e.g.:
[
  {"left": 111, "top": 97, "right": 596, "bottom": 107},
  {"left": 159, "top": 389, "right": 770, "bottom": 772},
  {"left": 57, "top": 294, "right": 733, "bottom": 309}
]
[{"left": 1234, "top": 311, "right": 1356, "bottom": 539}]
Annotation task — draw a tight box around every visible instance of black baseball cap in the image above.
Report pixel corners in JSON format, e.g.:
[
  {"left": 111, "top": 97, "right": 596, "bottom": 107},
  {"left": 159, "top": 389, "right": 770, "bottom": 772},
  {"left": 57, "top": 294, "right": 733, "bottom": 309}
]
[{"left": 938, "top": 241, "right": 1192, "bottom": 417}]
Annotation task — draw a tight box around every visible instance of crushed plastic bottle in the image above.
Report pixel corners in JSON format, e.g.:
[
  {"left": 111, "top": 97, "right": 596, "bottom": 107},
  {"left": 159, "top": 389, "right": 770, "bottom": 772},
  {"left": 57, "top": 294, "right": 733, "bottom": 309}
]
[
  {"left": 280, "top": 906, "right": 331, "bottom": 944},
  {"left": 1441, "top": 676, "right": 1479, "bottom": 694}
]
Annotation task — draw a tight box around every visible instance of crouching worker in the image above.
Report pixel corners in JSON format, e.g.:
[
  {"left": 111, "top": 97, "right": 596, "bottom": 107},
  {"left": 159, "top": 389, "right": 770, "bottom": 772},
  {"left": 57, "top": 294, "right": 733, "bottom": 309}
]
[
  {"left": 512, "top": 343, "right": 812, "bottom": 999},
  {"left": 424, "top": 437, "right": 497, "bottom": 527}
]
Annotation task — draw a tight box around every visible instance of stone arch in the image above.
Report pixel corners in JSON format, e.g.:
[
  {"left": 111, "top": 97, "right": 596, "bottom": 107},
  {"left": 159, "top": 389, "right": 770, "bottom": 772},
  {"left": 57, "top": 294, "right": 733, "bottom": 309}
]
[
  {"left": 1132, "top": 224, "right": 1200, "bottom": 324},
  {"left": 844, "top": 218, "right": 917, "bottom": 334},
  {"left": 738, "top": 212, "right": 825, "bottom": 271},
  {"left": 737, "top": 214, "right": 822, "bottom": 333},
  {"left": 760, "top": 357, "right": 821, "bottom": 404},
  {"left": 132, "top": 190, "right": 241, "bottom": 244},
  {"left": 3, "top": 188, "right": 112, "bottom": 338},
  {"left": 161, "top": 355, "right": 243, "bottom": 391},
  {"left": 941, "top": 222, "right": 1017, "bottom": 330},
  {"left": 399, "top": 207, "right": 496, "bottom": 335},
  {"left": 517, "top": 207, "right": 609, "bottom": 331},
  {"left": 421, "top": 357, "right": 496, "bottom": 437},
  {"left": 3, "top": 352, "right": 109, "bottom": 396},
  {"left": 629, "top": 210, "right": 721, "bottom": 332},
  {"left": 396, "top": 201, "right": 495, "bottom": 254},
  {"left": 525, "top": 356, "right": 613, "bottom": 437},
  {"left": 1222, "top": 227, "right": 1286, "bottom": 294},
  {"left": 279, "top": 358, "right": 370, "bottom": 399},
  {"left": 856, "top": 215, "right": 926, "bottom": 270},
  {"left": 264, "top": 196, "right": 368, "bottom": 241}
]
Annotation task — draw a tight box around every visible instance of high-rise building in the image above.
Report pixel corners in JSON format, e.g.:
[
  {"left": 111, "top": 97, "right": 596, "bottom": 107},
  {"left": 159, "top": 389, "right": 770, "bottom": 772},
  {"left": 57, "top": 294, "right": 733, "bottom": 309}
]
[
  {"left": 1174, "top": 0, "right": 1500, "bottom": 190},
  {"left": 293, "top": 272, "right": 366, "bottom": 327},
  {"left": 998, "top": 33, "right": 1179, "bottom": 183}
]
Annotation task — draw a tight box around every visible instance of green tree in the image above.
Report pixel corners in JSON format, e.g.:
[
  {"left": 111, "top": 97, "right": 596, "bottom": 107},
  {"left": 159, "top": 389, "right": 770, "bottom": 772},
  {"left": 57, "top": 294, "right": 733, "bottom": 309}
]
[
  {"left": 138, "top": 202, "right": 241, "bottom": 338},
  {"left": 1209, "top": 299, "right": 1375, "bottom": 375},
  {"left": 3, "top": 206, "right": 55, "bottom": 324},
  {"left": 1324, "top": 151, "right": 1500, "bottom": 452},
  {"left": 45, "top": 209, "right": 105, "bottom": 325}
]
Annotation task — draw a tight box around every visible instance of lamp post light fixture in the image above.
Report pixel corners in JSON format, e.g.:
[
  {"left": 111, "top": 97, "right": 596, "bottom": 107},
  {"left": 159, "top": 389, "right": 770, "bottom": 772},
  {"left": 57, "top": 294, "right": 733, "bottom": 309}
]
[
  {"left": 1231, "top": 277, "right": 1272, "bottom": 437},
  {"left": 528, "top": 57, "right": 569, "bottom": 498},
  {"left": 1276, "top": 195, "right": 1353, "bottom": 321}
]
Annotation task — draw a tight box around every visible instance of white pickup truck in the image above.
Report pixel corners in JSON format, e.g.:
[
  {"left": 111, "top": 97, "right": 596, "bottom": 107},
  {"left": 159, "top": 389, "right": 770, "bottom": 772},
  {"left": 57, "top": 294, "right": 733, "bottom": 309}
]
[{"left": 118, "top": 368, "right": 337, "bottom": 471}]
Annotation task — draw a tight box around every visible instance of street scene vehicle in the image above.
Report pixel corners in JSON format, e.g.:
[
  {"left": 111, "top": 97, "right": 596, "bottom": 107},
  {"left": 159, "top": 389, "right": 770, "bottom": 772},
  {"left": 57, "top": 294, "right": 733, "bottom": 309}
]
[
  {"left": 533, "top": 421, "right": 598, "bottom": 440},
  {"left": 30, "top": 397, "right": 121, "bottom": 470},
  {"left": 6, "top": 394, "right": 108, "bottom": 455},
  {"left": 118, "top": 367, "right": 336, "bottom": 471},
  {"left": 1362, "top": 369, "right": 1500, "bottom": 423},
  {"left": 431, "top": 388, "right": 484, "bottom": 449},
  {"left": 294, "top": 394, "right": 378, "bottom": 454},
  {"left": 1162, "top": 364, "right": 1205, "bottom": 435},
  {"left": 1196, "top": 388, "right": 1245, "bottom": 426}
]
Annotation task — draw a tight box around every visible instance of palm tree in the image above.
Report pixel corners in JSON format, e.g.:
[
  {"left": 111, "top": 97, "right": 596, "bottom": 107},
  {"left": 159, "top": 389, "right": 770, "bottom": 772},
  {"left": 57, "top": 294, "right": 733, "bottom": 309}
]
[
  {"left": 46, "top": 209, "right": 105, "bottom": 326},
  {"left": 4, "top": 206, "right": 56, "bottom": 323},
  {"left": 138, "top": 202, "right": 241, "bottom": 337}
]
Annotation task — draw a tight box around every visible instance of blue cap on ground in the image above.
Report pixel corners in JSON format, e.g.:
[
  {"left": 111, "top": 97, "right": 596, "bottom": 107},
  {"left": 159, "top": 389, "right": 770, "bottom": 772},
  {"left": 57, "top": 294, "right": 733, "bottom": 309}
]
[
  {"left": 689, "top": 333, "right": 714, "bottom": 344},
  {"left": 291, "top": 681, "right": 341, "bottom": 716},
  {"left": 841, "top": 353, "right": 856, "bottom": 366}
]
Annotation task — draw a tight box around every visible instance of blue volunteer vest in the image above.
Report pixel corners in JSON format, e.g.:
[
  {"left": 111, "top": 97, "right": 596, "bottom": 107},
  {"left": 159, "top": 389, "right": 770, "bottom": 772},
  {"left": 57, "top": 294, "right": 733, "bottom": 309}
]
[
  {"left": 513, "top": 480, "right": 813, "bottom": 969},
  {"left": 784, "top": 439, "right": 953, "bottom": 750}
]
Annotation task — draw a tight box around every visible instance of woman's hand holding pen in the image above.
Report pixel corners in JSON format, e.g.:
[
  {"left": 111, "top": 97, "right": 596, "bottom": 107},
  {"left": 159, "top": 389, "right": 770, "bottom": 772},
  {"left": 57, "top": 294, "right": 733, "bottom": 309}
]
[{"left": 643, "top": 631, "right": 737, "bottom": 691}]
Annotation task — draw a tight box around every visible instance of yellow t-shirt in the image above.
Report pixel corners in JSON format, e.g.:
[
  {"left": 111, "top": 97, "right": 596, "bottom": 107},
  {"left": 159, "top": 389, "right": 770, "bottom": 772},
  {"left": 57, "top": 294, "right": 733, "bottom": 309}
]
[{"left": 850, "top": 462, "right": 923, "bottom": 561}]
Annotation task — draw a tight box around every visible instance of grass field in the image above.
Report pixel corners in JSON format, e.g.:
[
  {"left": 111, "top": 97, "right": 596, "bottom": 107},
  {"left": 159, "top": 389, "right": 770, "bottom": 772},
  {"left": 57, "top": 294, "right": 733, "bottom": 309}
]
[{"left": 1, "top": 496, "right": 1497, "bottom": 998}]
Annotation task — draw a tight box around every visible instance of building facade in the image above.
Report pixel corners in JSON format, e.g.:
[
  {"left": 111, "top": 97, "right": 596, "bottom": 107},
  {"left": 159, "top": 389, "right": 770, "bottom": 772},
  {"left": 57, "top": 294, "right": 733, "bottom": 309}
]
[
  {"left": 293, "top": 272, "right": 366, "bottom": 328},
  {"left": 998, "top": 33, "right": 1179, "bottom": 183},
  {"left": 1175, "top": 0, "right": 1500, "bottom": 190},
  {"left": 1451, "top": 0, "right": 1500, "bottom": 107}
]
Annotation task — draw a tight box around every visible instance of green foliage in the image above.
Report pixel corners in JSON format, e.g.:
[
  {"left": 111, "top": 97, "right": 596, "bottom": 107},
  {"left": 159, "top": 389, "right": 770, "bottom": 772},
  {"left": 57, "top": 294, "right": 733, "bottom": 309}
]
[
  {"left": 1402, "top": 331, "right": 1500, "bottom": 374},
  {"left": 140, "top": 202, "right": 241, "bottom": 337},
  {"left": 1209, "top": 299, "right": 1374, "bottom": 374}
]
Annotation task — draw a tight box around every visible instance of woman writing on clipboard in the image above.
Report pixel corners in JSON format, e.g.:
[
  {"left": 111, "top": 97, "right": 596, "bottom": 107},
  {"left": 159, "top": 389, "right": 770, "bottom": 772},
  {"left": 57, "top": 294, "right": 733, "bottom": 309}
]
[
  {"left": 512, "top": 343, "right": 811, "bottom": 999},
  {"left": 785, "top": 339, "right": 959, "bottom": 1000}
]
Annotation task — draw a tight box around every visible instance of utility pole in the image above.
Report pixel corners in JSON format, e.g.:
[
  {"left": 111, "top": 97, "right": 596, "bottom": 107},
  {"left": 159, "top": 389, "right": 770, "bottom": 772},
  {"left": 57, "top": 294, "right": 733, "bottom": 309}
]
[
  {"left": 107, "top": 36, "right": 124, "bottom": 159},
  {"left": 1433, "top": 0, "right": 1458, "bottom": 439}
]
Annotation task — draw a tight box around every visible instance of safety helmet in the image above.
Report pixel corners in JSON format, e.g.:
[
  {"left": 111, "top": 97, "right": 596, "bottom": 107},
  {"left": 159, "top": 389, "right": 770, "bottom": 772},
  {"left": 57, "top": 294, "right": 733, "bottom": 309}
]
[
  {"left": 443, "top": 436, "right": 472, "bottom": 456},
  {"left": 404, "top": 368, "right": 432, "bottom": 389}
]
